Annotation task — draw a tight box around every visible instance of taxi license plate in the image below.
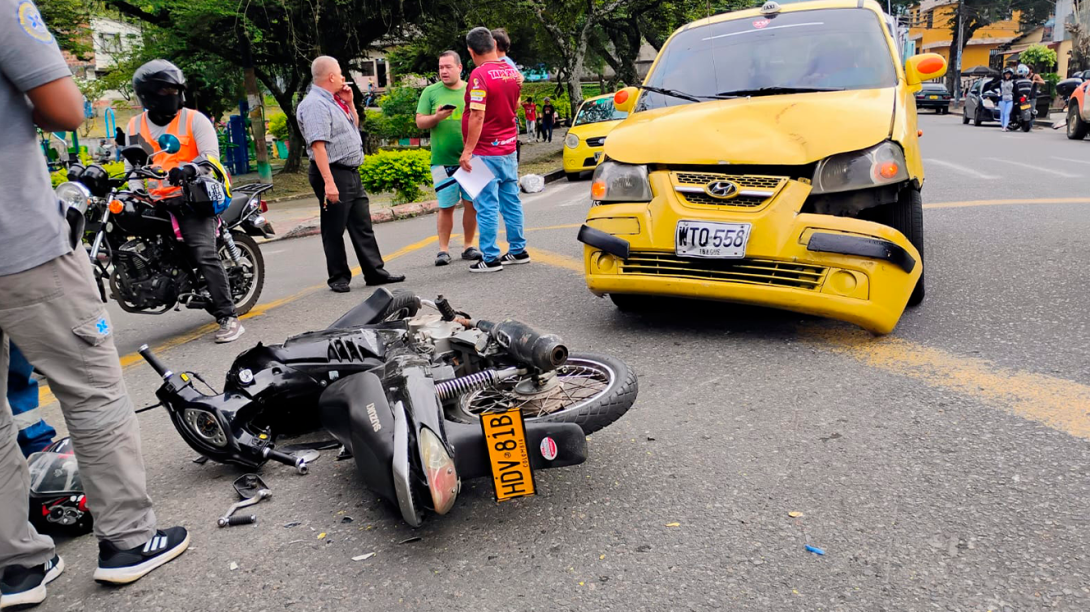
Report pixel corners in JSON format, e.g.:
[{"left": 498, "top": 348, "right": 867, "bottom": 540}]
[
  {"left": 1020, "top": 103, "right": 1031, "bottom": 110},
  {"left": 929, "top": 95, "right": 939, "bottom": 100},
  {"left": 676, "top": 220, "right": 751, "bottom": 259},
  {"left": 481, "top": 408, "right": 536, "bottom": 502}
]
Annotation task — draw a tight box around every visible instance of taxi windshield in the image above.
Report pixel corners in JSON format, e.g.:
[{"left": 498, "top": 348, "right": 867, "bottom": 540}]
[
  {"left": 636, "top": 8, "right": 897, "bottom": 111},
  {"left": 574, "top": 98, "right": 628, "bottom": 126}
]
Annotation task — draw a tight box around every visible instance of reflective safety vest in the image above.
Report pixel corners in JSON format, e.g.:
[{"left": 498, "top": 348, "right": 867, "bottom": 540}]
[{"left": 127, "top": 108, "right": 201, "bottom": 199}]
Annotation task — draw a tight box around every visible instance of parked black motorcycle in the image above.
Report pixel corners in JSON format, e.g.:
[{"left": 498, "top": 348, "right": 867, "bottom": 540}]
[
  {"left": 1007, "top": 79, "right": 1038, "bottom": 132},
  {"left": 139, "top": 289, "right": 638, "bottom": 525},
  {"left": 55, "top": 135, "right": 273, "bottom": 316}
]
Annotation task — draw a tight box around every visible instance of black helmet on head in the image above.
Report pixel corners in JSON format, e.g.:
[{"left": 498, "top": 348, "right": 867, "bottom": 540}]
[{"left": 133, "top": 59, "right": 187, "bottom": 125}]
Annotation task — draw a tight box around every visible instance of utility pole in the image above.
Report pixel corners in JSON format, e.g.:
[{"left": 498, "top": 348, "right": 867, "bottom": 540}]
[{"left": 954, "top": 2, "right": 965, "bottom": 102}]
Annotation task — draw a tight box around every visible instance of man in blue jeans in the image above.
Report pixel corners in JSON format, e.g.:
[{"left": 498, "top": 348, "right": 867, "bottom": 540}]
[
  {"left": 458, "top": 27, "right": 530, "bottom": 272},
  {"left": 8, "top": 344, "right": 55, "bottom": 457}
]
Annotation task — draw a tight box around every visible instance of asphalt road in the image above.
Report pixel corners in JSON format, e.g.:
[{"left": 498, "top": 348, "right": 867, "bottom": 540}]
[{"left": 33, "top": 114, "right": 1090, "bottom": 612}]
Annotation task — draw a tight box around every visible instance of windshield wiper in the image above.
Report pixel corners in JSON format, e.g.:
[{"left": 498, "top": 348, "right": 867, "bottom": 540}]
[
  {"left": 639, "top": 85, "right": 711, "bottom": 103},
  {"left": 717, "top": 86, "right": 845, "bottom": 97}
]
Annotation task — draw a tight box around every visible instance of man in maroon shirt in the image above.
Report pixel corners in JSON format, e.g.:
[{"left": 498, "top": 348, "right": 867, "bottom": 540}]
[{"left": 459, "top": 27, "right": 529, "bottom": 272}]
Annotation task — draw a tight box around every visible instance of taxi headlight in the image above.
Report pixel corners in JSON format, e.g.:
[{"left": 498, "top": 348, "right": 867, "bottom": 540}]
[
  {"left": 565, "top": 133, "right": 580, "bottom": 149},
  {"left": 811, "top": 141, "right": 909, "bottom": 195},
  {"left": 591, "top": 161, "right": 652, "bottom": 203}
]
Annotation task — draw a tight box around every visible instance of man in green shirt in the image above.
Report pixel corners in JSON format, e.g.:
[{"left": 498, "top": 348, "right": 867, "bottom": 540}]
[{"left": 416, "top": 50, "right": 481, "bottom": 266}]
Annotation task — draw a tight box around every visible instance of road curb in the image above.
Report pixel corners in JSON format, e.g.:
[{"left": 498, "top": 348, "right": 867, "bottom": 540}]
[{"left": 267, "top": 170, "right": 563, "bottom": 243}]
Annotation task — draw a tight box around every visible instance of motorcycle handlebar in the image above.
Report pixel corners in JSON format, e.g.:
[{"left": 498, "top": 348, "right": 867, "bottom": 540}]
[
  {"left": 263, "top": 448, "right": 309, "bottom": 475},
  {"left": 138, "top": 344, "right": 172, "bottom": 379}
]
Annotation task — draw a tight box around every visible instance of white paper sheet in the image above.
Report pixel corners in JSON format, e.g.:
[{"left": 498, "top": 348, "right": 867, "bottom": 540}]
[{"left": 452, "top": 156, "right": 495, "bottom": 199}]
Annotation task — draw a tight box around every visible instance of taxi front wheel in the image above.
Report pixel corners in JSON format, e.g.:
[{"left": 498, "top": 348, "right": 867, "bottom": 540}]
[{"left": 863, "top": 187, "right": 925, "bottom": 307}]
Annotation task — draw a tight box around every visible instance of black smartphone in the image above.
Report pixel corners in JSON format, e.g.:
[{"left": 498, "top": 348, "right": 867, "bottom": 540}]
[{"left": 439, "top": 104, "right": 457, "bottom": 111}]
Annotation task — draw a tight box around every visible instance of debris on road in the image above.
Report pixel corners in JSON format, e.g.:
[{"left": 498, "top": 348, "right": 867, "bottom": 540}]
[
  {"left": 352, "top": 553, "right": 376, "bottom": 561},
  {"left": 283, "top": 521, "right": 301, "bottom": 528},
  {"left": 665, "top": 522, "right": 680, "bottom": 527},
  {"left": 229, "top": 562, "right": 239, "bottom": 571},
  {"left": 317, "top": 532, "right": 326, "bottom": 540},
  {"left": 805, "top": 545, "right": 825, "bottom": 556},
  {"left": 520, "top": 174, "right": 545, "bottom": 193},
  {"left": 399, "top": 536, "right": 422, "bottom": 544},
  {"left": 788, "top": 511, "right": 804, "bottom": 518},
  {"left": 341, "top": 516, "right": 353, "bottom": 523}
]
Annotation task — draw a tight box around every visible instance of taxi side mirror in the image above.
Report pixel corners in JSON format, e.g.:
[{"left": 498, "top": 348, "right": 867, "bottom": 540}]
[
  {"left": 905, "top": 54, "right": 947, "bottom": 92},
  {"left": 613, "top": 87, "right": 638, "bottom": 113}
]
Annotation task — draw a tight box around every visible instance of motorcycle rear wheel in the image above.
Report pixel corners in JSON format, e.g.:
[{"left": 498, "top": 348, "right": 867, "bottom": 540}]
[
  {"left": 222, "top": 231, "right": 265, "bottom": 316},
  {"left": 451, "top": 352, "right": 637, "bottom": 435}
]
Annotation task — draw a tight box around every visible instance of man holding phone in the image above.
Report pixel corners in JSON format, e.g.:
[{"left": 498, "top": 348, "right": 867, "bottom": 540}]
[
  {"left": 416, "top": 50, "right": 481, "bottom": 266},
  {"left": 297, "top": 56, "right": 403, "bottom": 292}
]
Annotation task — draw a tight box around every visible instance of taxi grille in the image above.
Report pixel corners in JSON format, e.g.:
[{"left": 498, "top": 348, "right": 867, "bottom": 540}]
[
  {"left": 671, "top": 172, "right": 787, "bottom": 209},
  {"left": 620, "top": 253, "right": 826, "bottom": 290},
  {"left": 585, "top": 136, "right": 607, "bottom": 147},
  {"left": 674, "top": 173, "right": 785, "bottom": 190}
]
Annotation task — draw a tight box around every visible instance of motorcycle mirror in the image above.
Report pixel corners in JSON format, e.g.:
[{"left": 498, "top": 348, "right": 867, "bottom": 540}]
[
  {"left": 157, "top": 134, "right": 181, "bottom": 154},
  {"left": 121, "top": 145, "right": 149, "bottom": 167}
]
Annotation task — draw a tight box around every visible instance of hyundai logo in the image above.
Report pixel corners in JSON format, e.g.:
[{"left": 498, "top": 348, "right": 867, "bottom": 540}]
[{"left": 704, "top": 180, "right": 739, "bottom": 199}]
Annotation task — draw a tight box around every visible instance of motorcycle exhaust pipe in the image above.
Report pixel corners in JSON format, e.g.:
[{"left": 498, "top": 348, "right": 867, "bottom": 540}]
[{"left": 476, "top": 319, "right": 568, "bottom": 372}]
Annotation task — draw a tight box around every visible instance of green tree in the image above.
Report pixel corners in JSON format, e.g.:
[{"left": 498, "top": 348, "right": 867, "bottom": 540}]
[
  {"left": 1020, "top": 43, "right": 1057, "bottom": 71},
  {"left": 37, "top": 0, "right": 93, "bottom": 57},
  {"left": 105, "top": 0, "right": 425, "bottom": 172},
  {"left": 943, "top": 0, "right": 1054, "bottom": 94}
]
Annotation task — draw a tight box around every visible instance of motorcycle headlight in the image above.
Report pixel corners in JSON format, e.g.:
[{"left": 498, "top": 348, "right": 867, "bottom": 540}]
[
  {"left": 811, "top": 141, "right": 909, "bottom": 195},
  {"left": 183, "top": 409, "right": 228, "bottom": 447},
  {"left": 55, "top": 181, "right": 91, "bottom": 216},
  {"left": 590, "top": 161, "right": 653, "bottom": 203},
  {"left": 565, "top": 133, "right": 580, "bottom": 149},
  {"left": 419, "top": 427, "right": 459, "bottom": 515}
]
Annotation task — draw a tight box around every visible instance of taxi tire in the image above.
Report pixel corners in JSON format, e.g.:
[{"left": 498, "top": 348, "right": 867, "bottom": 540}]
[
  {"left": 962, "top": 111, "right": 969, "bottom": 124},
  {"left": 565, "top": 172, "right": 582, "bottom": 182},
  {"left": 862, "top": 188, "right": 924, "bottom": 307},
  {"left": 609, "top": 293, "right": 658, "bottom": 312},
  {"left": 1067, "top": 104, "right": 1088, "bottom": 140}
]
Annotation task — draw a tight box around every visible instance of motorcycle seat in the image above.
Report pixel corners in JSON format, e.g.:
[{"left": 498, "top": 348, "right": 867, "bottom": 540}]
[
  {"left": 327, "top": 288, "right": 394, "bottom": 330},
  {"left": 221, "top": 194, "right": 251, "bottom": 225}
]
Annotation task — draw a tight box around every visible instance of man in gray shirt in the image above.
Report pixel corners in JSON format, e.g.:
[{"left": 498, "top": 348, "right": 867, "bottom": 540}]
[
  {"left": 296, "top": 56, "right": 404, "bottom": 292},
  {"left": 0, "top": 1, "right": 188, "bottom": 607}
]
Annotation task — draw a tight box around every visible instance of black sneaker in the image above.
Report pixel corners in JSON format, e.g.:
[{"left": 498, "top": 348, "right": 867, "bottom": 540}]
[
  {"left": 93, "top": 527, "right": 190, "bottom": 585},
  {"left": 499, "top": 251, "right": 531, "bottom": 265},
  {"left": 0, "top": 555, "right": 63, "bottom": 610},
  {"left": 469, "top": 259, "right": 504, "bottom": 273},
  {"left": 461, "top": 247, "right": 483, "bottom": 261},
  {"left": 435, "top": 251, "right": 452, "bottom": 266}
]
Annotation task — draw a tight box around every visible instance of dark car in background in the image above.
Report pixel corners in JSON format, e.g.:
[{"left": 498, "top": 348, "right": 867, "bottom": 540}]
[
  {"left": 962, "top": 78, "right": 1002, "bottom": 126},
  {"left": 915, "top": 83, "right": 951, "bottom": 113}
]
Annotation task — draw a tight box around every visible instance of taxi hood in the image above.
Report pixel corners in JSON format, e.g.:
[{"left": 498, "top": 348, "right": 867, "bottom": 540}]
[{"left": 604, "top": 88, "right": 897, "bottom": 166}]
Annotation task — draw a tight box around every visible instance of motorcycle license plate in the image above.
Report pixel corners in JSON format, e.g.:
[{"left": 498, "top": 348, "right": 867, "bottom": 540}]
[
  {"left": 1020, "top": 104, "right": 1031, "bottom": 110},
  {"left": 929, "top": 95, "right": 938, "bottom": 100},
  {"left": 676, "top": 220, "right": 751, "bottom": 259},
  {"left": 480, "top": 408, "right": 536, "bottom": 501}
]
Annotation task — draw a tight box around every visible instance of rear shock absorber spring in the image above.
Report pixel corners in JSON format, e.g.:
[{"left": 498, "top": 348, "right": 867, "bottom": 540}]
[
  {"left": 221, "top": 227, "right": 242, "bottom": 263},
  {"left": 434, "top": 370, "right": 498, "bottom": 401}
]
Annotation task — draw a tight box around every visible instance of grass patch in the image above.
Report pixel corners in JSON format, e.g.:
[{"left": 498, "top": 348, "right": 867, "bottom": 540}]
[{"left": 519, "top": 149, "right": 563, "bottom": 177}]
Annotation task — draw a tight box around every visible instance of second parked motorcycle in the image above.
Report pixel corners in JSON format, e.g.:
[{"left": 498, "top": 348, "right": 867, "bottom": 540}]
[{"left": 55, "top": 135, "right": 274, "bottom": 316}]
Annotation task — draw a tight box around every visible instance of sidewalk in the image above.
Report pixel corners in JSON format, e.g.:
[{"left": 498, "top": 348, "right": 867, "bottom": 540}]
[{"left": 261, "top": 167, "right": 566, "bottom": 242}]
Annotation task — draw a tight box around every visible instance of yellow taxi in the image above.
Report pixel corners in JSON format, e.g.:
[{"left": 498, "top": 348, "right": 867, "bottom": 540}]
[
  {"left": 577, "top": 0, "right": 946, "bottom": 334},
  {"left": 563, "top": 94, "right": 628, "bottom": 180}
]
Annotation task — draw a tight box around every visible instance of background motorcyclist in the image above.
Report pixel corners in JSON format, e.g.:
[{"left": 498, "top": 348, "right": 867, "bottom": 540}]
[{"left": 125, "top": 60, "right": 244, "bottom": 343}]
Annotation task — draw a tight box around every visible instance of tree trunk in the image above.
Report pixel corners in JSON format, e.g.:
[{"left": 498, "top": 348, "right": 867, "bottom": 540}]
[
  {"left": 268, "top": 87, "right": 304, "bottom": 173},
  {"left": 944, "top": 8, "right": 962, "bottom": 96},
  {"left": 568, "top": 28, "right": 592, "bottom": 110}
]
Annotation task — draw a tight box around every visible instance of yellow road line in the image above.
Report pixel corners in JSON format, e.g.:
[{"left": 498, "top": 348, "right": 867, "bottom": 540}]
[
  {"left": 925, "top": 197, "right": 1090, "bottom": 209},
  {"left": 39, "top": 234, "right": 442, "bottom": 408},
  {"left": 805, "top": 327, "right": 1090, "bottom": 440}
]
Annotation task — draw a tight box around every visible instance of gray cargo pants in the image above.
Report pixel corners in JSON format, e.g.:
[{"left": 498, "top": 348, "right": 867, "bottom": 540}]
[{"left": 0, "top": 249, "right": 156, "bottom": 570}]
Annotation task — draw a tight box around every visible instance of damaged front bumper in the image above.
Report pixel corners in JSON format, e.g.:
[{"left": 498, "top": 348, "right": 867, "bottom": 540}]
[{"left": 579, "top": 175, "right": 921, "bottom": 335}]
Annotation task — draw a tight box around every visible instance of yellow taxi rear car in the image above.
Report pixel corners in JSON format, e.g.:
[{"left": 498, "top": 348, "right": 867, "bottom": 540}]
[
  {"left": 577, "top": 0, "right": 946, "bottom": 334},
  {"left": 563, "top": 94, "right": 628, "bottom": 180}
]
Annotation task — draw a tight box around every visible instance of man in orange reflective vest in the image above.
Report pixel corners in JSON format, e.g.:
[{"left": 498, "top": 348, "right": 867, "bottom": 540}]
[{"left": 125, "top": 60, "right": 244, "bottom": 343}]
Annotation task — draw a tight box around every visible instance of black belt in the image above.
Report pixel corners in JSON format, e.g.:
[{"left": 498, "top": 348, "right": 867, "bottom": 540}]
[{"left": 329, "top": 162, "right": 360, "bottom": 171}]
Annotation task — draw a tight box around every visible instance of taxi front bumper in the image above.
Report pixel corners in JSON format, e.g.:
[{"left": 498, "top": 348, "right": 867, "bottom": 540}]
[{"left": 578, "top": 177, "right": 921, "bottom": 335}]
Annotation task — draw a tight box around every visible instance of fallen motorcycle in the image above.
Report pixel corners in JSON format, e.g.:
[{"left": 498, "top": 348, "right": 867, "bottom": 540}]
[{"left": 139, "top": 289, "right": 638, "bottom": 526}]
